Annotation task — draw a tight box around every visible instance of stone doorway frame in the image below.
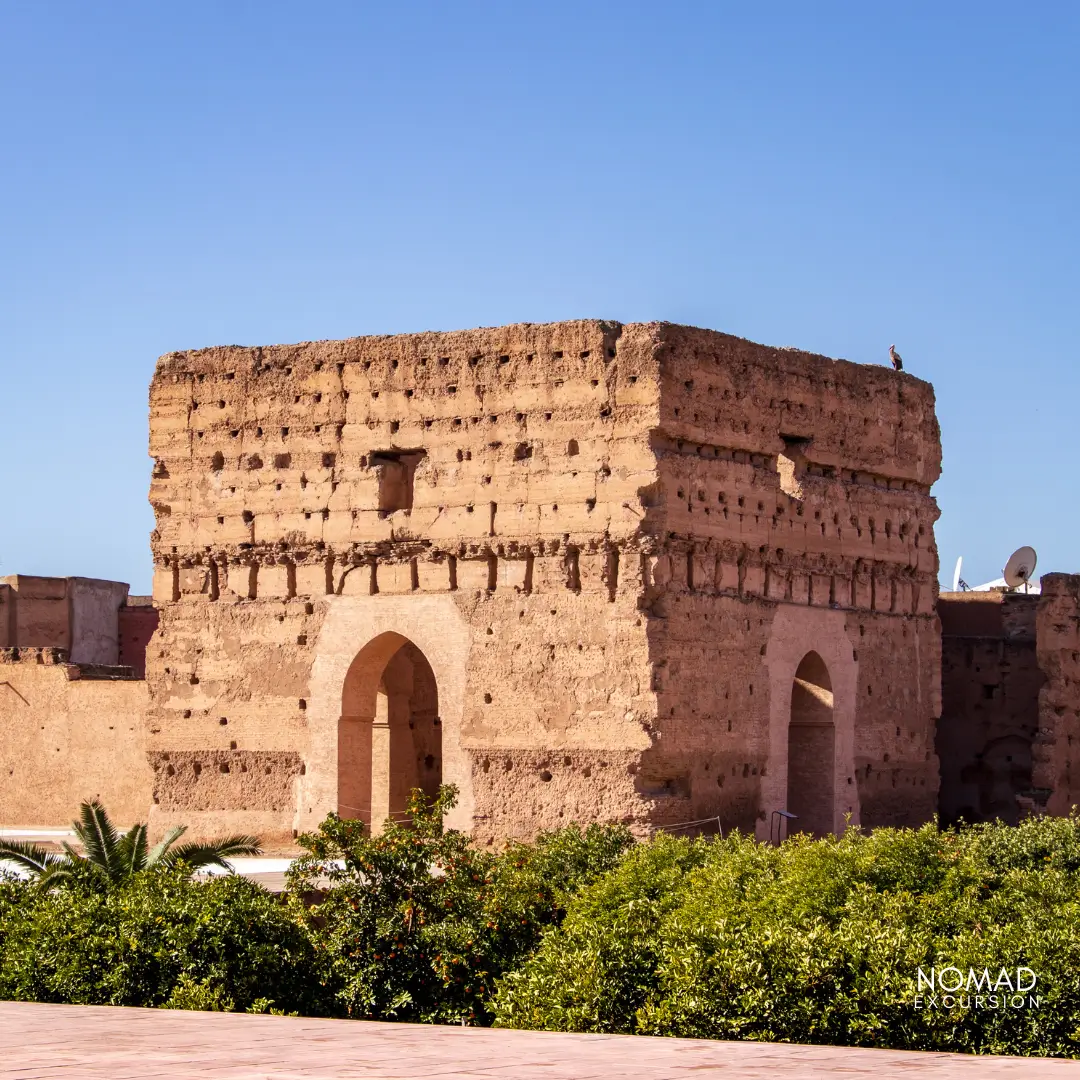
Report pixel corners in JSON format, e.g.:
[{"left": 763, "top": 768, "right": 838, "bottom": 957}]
[
  {"left": 760, "top": 605, "right": 860, "bottom": 840},
  {"left": 300, "top": 594, "right": 473, "bottom": 837}
]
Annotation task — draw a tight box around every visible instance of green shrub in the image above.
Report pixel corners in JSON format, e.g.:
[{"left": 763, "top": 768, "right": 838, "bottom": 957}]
[
  {"left": 494, "top": 819, "right": 1080, "bottom": 1057},
  {"left": 0, "top": 865, "right": 322, "bottom": 1014},
  {"left": 287, "top": 785, "right": 633, "bottom": 1024},
  {"left": 492, "top": 833, "right": 712, "bottom": 1032}
]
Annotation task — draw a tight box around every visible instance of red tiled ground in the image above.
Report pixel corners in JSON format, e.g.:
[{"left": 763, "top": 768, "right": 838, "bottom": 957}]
[{"left": 1, "top": 1002, "right": 1077, "bottom": 1079}]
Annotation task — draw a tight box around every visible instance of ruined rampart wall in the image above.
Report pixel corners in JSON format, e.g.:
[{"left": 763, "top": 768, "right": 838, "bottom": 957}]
[
  {"left": 0, "top": 650, "right": 151, "bottom": 825},
  {"left": 1036, "top": 574, "right": 1080, "bottom": 815},
  {"left": 936, "top": 592, "right": 1043, "bottom": 825},
  {"left": 0, "top": 576, "right": 131, "bottom": 665},
  {"left": 146, "top": 321, "right": 663, "bottom": 844},
  {"left": 146, "top": 320, "right": 943, "bottom": 844},
  {"left": 639, "top": 326, "right": 942, "bottom": 833}
]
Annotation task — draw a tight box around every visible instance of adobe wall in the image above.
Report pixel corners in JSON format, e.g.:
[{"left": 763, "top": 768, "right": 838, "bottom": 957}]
[
  {"left": 0, "top": 649, "right": 151, "bottom": 825},
  {"left": 118, "top": 602, "right": 159, "bottom": 679},
  {"left": 1035, "top": 574, "right": 1080, "bottom": 815},
  {"left": 146, "top": 321, "right": 659, "bottom": 846},
  {"left": 643, "top": 326, "right": 942, "bottom": 835},
  {"left": 936, "top": 591, "right": 1043, "bottom": 824},
  {"left": 146, "top": 320, "right": 942, "bottom": 846},
  {"left": 0, "top": 576, "right": 130, "bottom": 665}
]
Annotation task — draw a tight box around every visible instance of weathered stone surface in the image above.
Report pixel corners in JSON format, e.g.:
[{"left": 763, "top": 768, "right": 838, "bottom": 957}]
[
  {"left": 142, "top": 320, "right": 944, "bottom": 846},
  {"left": 937, "top": 591, "right": 1044, "bottom": 825},
  {"left": 0, "top": 650, "right": 150, "bottom": 824},
  {"left": 1035, "top": 574, "right": 1080, "bottom": 816}
]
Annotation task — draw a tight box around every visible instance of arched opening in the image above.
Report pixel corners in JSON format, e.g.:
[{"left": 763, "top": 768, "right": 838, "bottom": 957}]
[
  {"left": 339, "top": 632, "right": 441, "bottom": 831},
  {"left": 786, "top": 651, "right": 835, "bottom": 837}
]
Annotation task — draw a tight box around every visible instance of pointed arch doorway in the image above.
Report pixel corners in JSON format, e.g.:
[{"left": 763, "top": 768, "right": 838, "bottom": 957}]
[
  {"left": 786, "top": 651, "right": 836, "bottom": 837},
  {"left": 339, "top": 632, "right": 441, "bottom": 831}
]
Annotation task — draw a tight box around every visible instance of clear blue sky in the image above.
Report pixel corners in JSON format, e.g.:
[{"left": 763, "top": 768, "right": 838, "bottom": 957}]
[{"left": 1, "top": 2, "right": 1076, "bottom": 594}]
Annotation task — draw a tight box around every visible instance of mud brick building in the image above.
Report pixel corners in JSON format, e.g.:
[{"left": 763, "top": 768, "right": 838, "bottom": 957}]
[
  {"left": 9, "top": 319, "right": 1076, "bottom": 847},
  {"left": 131, "top": 320, "right": 941, "bottom": 847}
]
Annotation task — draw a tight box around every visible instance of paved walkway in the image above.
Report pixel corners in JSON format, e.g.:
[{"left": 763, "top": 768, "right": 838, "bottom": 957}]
[{"left": 2, "top": 1003, "right": 1078, "bottom": 1079}]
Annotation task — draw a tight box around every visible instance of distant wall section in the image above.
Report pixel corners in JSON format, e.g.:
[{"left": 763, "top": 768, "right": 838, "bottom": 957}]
[
  {"left": 937, "top": 591, "right": 1043, "bottom": 825},
  {"left": 0, "top": 650, "right": 151, "bottom": 825},
  {"left": 1036, "top": 574, "right": 1080, "bottom": 815}
]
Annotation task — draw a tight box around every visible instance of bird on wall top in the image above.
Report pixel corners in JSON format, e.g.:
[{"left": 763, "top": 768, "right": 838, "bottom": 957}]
[{"left": 889, "top": 344, "right": 903, "bottom": 371}]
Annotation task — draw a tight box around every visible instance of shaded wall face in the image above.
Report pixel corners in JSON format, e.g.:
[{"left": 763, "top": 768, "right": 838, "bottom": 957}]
[
  {"left": 643, "top": 326, "right": 941, "bottom": 839},
  {"left": 0, "top": 576, "right": 72, "bottom": 652},
  {"left": 118, "top": 606, "right": 159, "bottom": 679},
  {"left": 787, "top": 656, "right": 836, "bottom": 837},
  {"left": 938, "top": 638, "right": 1041, "bottom": 825},
  {"left": 1036, "top": 575, "right": 1080, "bottom": 816},
  {"left": 69, "top": 579, "right": 129, "bottom": 665},
  {"left": 849, "top": 611, "right": 941, "bottom": 828},
  {"left": 935, "top": 593, "right": 1042, "bottom": 826},
  {"left": 787, "top": 723, "right": 835, "bottom": 835}
]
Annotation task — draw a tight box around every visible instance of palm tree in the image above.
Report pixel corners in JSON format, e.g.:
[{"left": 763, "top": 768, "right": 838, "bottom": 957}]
[{"left": 0, "top": 800, "right": 261, "bottom": 888}]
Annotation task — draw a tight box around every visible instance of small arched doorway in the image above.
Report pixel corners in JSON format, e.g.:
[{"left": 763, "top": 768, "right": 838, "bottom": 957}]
[
  {"left": 339, "top": 632, "right": 441, "bottom": 831},
  {"left": 786, "top": 651, "right": 835, "bottom": 837}
]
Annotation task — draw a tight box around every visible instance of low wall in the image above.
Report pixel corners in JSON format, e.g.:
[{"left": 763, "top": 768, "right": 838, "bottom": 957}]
[{"left": 0, "top": 650, "right": 151, "bottom": 826}]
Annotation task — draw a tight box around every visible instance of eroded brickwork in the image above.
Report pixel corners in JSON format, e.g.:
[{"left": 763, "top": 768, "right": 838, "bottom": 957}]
[
  {"left": 0, "top": 581, "right": 154, "bottom": 826},
  {"left": 1036, "top": 574, "right": 1080, "bottom": 814},
  {"left": 0, "top": 649, "right": 150, "bottom": 824},
  {"left": 937, "top": 592, "right": 1043, "bottom": 825},
  {"left": 145, "top": 320, "right": 942, "bottom": 846}
]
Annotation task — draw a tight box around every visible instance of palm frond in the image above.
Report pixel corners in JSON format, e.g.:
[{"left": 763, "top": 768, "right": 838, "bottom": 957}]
[
  {"left": 116, "top": 823, "right": 149, "bottom": 876},
  {"left": 163, "top": 835, "right": 262, "bottom": 872},
  {"left": 0, "top": 839, "right": 67, "bottom": 876},
  {"left": 36, "top": 862, "right": 74, "bottom": 890},
  {"left": 60, "top": 841, "right": 86, "bottom": 863},
  {"left": 72, "top": 800, "right": 122, "bottom": 879},
  {"left": 146, "top": 825, "right": 187, "bottom": 869}
]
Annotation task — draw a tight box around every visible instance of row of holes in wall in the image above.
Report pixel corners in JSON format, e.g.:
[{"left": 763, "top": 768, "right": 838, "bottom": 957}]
[
  {"left": 191, "top": 372, "right": 615, "bottom": 412},
  {"left": 165, "top": 549, "right": 620, "bottom": 603},
  {"left": 186, "top": 347, "right": 619, "bottom": 385},
  {"left": 198, "top": 442, "right": 583, "bottom": 473},
  {"left": 196, "top": 499, "right": 926, "bottom": 553},
  {"left": 673, "top": 489, "right": 926, "bottom": 543},
  {"left": 477, "top": 757, "right": 766, "bottom": 788},
  {"left": 169, "top": 433, "right": 928, "bottom": 507},
  {"left": 184, "top": 399, "right": 619, "bottom": 444},
  {"left": 163, "top": 552, "right": 928, "bottom": 617}
]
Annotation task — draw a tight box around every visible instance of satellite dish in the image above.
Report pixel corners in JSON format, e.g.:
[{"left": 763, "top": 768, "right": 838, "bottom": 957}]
[
  {"left": 952, "top": 556, "right": 963, "bottom": 593},
  {"left": 1003, "top": 546, "right": 1038, "bottom": 591}
]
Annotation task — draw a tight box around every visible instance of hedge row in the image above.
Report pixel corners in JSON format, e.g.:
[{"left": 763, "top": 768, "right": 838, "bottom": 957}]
[{"left": 3, "top": 789, "right": 1080, "bottom": 1057}]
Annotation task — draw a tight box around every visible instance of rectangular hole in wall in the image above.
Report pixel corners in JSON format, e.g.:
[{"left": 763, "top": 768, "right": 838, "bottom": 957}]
[
  {"left": 369, "top": 449, "right": 427, "bottom": 515},
  {"left": 606, "top": 548, "right": 619, "bottom": 602}
]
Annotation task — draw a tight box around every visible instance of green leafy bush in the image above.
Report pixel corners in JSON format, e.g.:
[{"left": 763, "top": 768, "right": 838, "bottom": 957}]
[
  {"left": 493, "top": 819, "right": 1080, "bottom": 1057},
  {"left": 7, "top": 793, "right": 1080, "bottom": 1057},
  {"left": 287, "top": 785, "right": 633, "bottom": 1024},
  {"left": 0, "top": 865, "right": 322, "bottom": 1014}
]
